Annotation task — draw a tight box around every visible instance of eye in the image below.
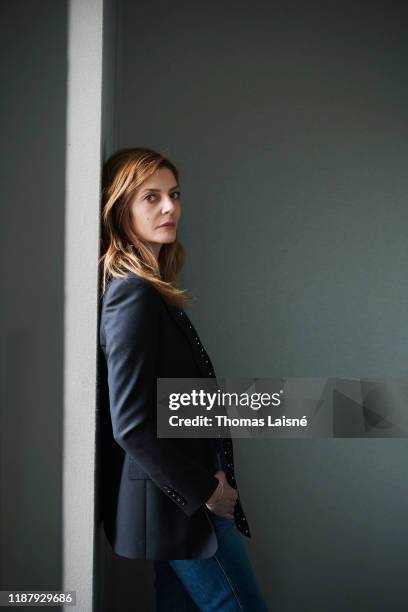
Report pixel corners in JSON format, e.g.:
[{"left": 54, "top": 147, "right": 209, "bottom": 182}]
[
  {"left": 171, "top": 191, "right": 181, "bottom": 200},
  {"left": 145, "top": 194, "right": 157, "bottom": 202}
]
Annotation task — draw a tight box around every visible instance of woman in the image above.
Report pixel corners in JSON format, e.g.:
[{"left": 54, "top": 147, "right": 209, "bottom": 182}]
[{"left": 98, "top": 147, "right": 268, "bottom": 611}]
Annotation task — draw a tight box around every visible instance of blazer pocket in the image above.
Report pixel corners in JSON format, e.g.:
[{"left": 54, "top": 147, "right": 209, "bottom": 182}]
[{"left": 128, "top": 456, "right": 150, "bottom": 479}]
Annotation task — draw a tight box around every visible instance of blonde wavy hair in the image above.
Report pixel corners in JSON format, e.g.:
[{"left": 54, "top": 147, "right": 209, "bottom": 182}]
[{"left": 99, "top": 147, "right": 192, "bottom": 309}]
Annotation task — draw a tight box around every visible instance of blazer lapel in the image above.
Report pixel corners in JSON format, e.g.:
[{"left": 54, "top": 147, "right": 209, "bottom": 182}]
[{"left": 162, "top": 301, "right": 216, "bottom": 378}]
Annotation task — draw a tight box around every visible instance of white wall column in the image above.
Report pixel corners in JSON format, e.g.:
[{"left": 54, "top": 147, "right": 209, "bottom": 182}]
[{"left": 63, "top": 1, "right": 104, "bottom": 610}]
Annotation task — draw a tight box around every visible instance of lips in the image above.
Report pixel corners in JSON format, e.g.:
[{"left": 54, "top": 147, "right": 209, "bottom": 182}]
[{"left": 158, "top": 222, "right": 175, "bottom": 228}]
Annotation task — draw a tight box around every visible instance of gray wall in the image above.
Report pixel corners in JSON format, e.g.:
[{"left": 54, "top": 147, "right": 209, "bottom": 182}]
[
  {"left": 0, "top": 0, "right": 67, "bottom": 602},
  {"left": 114, "top": 1, "right": 408, "bottom": 610}
]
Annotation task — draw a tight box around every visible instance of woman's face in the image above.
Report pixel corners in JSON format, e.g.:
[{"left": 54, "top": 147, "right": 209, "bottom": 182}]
[{"left": 129, "top": 167, "right": 181, "bottom": 258}]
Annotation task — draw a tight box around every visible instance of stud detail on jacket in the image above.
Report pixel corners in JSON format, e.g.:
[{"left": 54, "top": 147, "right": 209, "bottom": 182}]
[
  {"left": 177, "top": 308, "right": 251, "bottom": 538},
  {"left": 162, "top": 484, "right": 187, "bottom": 507}
]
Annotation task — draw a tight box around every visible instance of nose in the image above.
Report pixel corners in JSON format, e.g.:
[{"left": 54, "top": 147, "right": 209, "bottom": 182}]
[{"left": 161, "top": 195, "right": 177, "bottom": 214}]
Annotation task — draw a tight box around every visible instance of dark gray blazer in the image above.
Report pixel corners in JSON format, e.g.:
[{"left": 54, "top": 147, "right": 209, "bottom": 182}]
[{"left": 98, "top": 272, "right": 248, "bottom": 560}]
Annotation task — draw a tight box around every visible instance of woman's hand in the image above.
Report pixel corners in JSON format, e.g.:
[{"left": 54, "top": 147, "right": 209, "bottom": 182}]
[{"left": 205, "top": 470, "right": 238, "bottom": 520}]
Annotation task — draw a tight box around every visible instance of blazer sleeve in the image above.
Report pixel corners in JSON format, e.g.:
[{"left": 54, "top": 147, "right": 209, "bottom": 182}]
[{"left": 100, "top": 275, "right": 219, "bottom": 517}]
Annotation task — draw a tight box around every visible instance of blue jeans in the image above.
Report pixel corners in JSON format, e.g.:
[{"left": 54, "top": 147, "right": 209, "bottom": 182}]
[{"left": 153, "top": 513, "right": 269, "bottom": 611}]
